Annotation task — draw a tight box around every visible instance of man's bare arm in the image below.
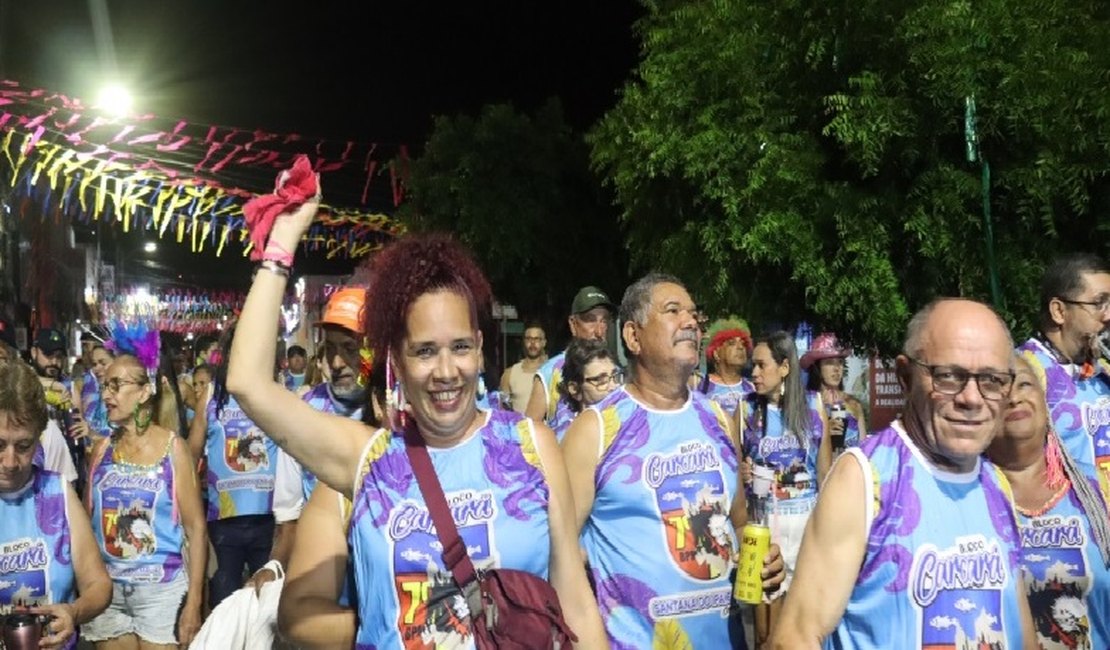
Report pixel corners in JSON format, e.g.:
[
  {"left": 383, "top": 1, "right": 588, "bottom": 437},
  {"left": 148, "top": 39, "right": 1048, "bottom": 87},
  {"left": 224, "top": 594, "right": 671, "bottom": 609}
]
[{"left": 770, "top": 453, "right": 868, "bottom": 649}]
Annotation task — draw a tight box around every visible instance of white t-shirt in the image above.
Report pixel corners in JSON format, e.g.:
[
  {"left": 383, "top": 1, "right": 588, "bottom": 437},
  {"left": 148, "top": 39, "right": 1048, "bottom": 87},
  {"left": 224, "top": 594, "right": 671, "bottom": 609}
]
[
  {"left": 40, "top": 420, "right": 78, "bottom": 483},
  {"left": 272, "top": 449, "right": 306, "bottom": 524}
]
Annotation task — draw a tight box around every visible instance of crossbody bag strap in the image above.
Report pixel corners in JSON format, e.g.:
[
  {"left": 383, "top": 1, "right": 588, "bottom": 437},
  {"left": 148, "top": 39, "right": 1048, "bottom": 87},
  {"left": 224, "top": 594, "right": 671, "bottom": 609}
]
[{"left": 403, "top": 424, "right": 480, "bottom": 588}]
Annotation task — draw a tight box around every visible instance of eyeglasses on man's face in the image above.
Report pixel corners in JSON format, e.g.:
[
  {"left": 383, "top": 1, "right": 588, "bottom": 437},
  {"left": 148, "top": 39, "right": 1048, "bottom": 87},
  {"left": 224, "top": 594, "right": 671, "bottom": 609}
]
[
  {"left": 583, "top": 369, "right": 624, "bottom": 389},
  {"left": 100, "top": 377, "right": 145, "bottom": 395},
  {"left": 1058, "top": 294, "right": 1110, "bottom": 315},
  {"left": 908, "top": 358, "right": 1014, "bottom": 400}
]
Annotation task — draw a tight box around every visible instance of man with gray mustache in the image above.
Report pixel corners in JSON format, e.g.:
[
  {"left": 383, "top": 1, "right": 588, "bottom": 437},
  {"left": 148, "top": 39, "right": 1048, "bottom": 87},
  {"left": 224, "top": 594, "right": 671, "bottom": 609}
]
[
  {"left": 562, "top": 272, "right": 783, "bottom": 649},
  {"left": 250, "top": 286, "right": 370, "bottom": 591}
]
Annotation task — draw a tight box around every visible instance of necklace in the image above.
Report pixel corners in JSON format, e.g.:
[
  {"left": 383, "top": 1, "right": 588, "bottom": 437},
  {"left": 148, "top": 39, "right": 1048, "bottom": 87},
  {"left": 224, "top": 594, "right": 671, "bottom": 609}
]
[
  {"left": 1014, "top": 479, "right": 1071, "bottom": 518},
  {"left": 112, "top": 434, "right": 172, "bottom": 472}
]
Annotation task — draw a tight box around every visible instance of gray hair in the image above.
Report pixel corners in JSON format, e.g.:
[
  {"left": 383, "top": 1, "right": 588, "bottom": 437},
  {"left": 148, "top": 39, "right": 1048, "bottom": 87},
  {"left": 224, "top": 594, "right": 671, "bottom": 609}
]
[
  {"left": 618, "top": 272, "right": 685, "bottom": 364},
  {"left": 902, "top": 298, "right": 1013, "bottom": 358},
  {"left": 619, "top": 272, "right": 685, "bottom": 327}
]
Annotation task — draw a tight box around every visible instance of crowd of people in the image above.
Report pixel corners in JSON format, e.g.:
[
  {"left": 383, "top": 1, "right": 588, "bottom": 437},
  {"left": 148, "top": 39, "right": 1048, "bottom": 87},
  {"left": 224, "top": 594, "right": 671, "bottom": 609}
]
[{"left": 1, "top": 182, "right": 1108, "bottom": 650}]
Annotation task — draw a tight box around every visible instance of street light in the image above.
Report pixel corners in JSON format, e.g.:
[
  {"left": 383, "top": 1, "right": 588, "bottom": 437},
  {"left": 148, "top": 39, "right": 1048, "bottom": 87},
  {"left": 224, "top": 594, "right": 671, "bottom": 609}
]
[
  {"left": 96, "top": 83, "right": 133, "bottom": 117},
  {"left": 143, "top": 241, "right": 157, "bottom": 253}
]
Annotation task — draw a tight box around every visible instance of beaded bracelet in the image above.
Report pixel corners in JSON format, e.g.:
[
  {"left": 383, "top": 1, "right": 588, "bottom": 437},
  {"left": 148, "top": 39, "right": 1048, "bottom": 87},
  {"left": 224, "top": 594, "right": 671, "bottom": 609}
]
[{"left": 255, "top": 260, "right": 291, "bottom": 279}]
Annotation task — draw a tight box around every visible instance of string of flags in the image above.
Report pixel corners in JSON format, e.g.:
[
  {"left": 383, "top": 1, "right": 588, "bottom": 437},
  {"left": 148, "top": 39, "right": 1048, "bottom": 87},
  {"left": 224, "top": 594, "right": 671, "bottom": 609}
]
[{"left": 0, "top": 80, "right": 407, "bottom": 259}]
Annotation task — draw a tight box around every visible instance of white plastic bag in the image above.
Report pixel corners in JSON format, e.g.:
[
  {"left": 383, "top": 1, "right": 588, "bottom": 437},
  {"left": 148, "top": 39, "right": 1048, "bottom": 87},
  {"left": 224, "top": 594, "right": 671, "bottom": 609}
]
[{"left": 190, "top": 560, "right": 289, "bottom": 650}]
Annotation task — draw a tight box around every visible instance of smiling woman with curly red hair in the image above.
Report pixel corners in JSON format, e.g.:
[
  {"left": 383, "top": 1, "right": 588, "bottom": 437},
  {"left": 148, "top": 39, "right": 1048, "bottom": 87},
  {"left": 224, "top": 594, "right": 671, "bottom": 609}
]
[{"left": 226, "top": 187, "right": 608, "bottom": 648}]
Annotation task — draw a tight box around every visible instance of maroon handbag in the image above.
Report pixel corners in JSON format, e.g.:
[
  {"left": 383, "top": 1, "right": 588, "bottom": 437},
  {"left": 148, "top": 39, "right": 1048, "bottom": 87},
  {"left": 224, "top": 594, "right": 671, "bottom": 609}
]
[{"left": 404, "top": 425, "right": 578, "bottom": 649}]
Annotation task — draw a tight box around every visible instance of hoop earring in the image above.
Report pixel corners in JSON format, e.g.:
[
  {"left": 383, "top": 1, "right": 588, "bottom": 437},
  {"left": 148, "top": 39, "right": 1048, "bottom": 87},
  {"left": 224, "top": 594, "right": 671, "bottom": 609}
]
[{"left": 385, "top": 351, "right": 407, "bottom": 430}]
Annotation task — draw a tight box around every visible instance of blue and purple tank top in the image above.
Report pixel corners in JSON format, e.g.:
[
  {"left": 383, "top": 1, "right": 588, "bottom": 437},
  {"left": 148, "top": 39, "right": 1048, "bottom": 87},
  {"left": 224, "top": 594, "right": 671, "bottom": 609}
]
[
  {"left": 535, "top": 351, "right": 575, "bottom": 438},
  {"left": 702, "top": 376, "right": 754, "bottom": 418},
  {"left": 742, "top": 391, "right": 825, "bottom": 512},
  {"left": 841, "top": 406, "right": 863, "bottom": 449},
  {"left": 298, "top": 383, "right": 363, "bottom": 502},
  {"left": 89, "top": 437, "right": 184, "bottom": 584},
  {"left": 348, "top": 409, "right": 551, "bottom": 649},
  {"left": 1001, "top": 465, "right": 1110, "bottom": 650},
  {"left": 826, "top": 422, "right": 1026, "bottom": 649},
  {"left": 0, "top": 469, "right": 74, "bottom": 609},
  {"left": 205, "top": 393, "right": 278, "bottom": 521},
  {"left": 1019, "top": 338, "right": 1110, "bottom": 475},
  {"left": 80, "top": 370, "right": 112, "bottom": 441},
  {"left": 581, "top": 387, "right": 738, "bottom": 649}
]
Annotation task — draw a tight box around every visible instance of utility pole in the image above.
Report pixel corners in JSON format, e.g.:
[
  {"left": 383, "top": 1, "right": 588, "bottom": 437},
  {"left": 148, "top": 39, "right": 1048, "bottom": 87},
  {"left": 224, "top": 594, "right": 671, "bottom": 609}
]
[{"left": 965, "top": 95, "right": 1004, "bottom": 310}]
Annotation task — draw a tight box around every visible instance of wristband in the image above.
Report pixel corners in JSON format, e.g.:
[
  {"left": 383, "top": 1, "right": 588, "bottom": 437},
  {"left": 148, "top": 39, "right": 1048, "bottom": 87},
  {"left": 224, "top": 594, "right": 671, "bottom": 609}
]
[
  {"left": 255, "top": 260, "right": 291, "bottom": 279},
  {"left": 262, "top": 240, "right": 295, "bottom": 267}
]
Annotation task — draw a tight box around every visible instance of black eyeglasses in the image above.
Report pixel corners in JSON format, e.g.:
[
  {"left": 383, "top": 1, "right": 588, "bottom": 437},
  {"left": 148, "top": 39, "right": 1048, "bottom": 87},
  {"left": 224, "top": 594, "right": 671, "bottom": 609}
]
[
  {"left": 1059, "top": 296, "right": 1110, "bottom": 314},
  {"left": 100, "top": 378, "right": 145, "bottom": 395},
  {"left": 908, "top": 358, "right": 1014, "bottom": 400},
  {"left": 583, "top": 369, "right": 624, "bottom": 389}
]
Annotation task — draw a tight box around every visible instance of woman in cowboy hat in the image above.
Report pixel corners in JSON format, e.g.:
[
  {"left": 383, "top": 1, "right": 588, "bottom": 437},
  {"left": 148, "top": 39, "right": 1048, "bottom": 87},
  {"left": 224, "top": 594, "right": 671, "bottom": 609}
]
[{"left": 801, "top": 332, "right": 867, "bottom": 450}]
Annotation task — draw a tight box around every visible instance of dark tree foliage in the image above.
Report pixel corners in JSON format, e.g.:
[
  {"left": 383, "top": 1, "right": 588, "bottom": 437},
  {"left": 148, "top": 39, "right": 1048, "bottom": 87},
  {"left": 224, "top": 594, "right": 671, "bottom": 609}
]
[
  {"left": 396, "top": 100, "right": 629, "bottom": 338},
  {"left": 590, "top": 0, "right": 1110, "bottom": 352}
]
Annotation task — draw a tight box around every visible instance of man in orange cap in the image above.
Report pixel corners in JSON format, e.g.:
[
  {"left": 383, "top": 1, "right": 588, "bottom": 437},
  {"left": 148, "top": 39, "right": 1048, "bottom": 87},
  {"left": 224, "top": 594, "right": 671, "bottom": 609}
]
[{"left": 252, "top": 285, "right": 371, "bottom": 590}]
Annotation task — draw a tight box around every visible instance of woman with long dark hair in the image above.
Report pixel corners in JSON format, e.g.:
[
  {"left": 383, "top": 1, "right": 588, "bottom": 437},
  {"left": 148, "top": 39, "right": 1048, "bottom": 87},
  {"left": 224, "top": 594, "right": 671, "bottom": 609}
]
[
  {"left": 226, "top": 194, "right": 608, "bottom": 648},
  {"left": 801, "top": 332, "right": 867, "bottom": 451},
  {"left": 741, "top": 330, "right": 831, "bottom": 646}
]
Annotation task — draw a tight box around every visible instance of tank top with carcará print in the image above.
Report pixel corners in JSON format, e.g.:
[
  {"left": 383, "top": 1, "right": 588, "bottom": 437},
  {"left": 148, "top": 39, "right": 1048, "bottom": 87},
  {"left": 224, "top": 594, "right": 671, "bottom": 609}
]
[
  {"left": 348, "top": 409, "right": 551, "bottom": 650},
  {"left": 842, "top": 406, "right": 864, "bottom": 449},
  {"left": 703, "top": 377, "right": 754, "bottom": 419},
  {"left": 89, "top": 437, "right": 184, "bottom": 584},
  {"left": 1000, "top": 465, "right": 1110, "bottom": 650},
  {"left": 0, "top": 469, "right": 74, "bottom": 609},
  {"left": 1018, "top": 339, "right": 1110, "bottom": 477},
  {"left": 742, "top": 391, "right": 825, "bottom": 512},
  {"left": 80, "top": 370, "right": 112, "bottom": 441},
  {"left": 299, "top": 383, "right": 363, "bottom": 502},
  {"left": 205, "top": 393, "right": 278, "bottom": 521},
  {"left": 826, "top": 422, "right": 1026, "bottom": 650},
  {"left": 581, "top": 387, "right": 738, "bottom": 650},
  {"left": 535, "top": 351, "right": 575, "bottom": 438}
]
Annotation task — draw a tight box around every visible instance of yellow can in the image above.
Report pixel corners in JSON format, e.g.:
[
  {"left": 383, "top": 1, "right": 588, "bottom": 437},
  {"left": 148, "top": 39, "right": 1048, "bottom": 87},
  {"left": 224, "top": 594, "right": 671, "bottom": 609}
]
[{"left": 733, "top": 523, "right": 770, "bottom": 605}]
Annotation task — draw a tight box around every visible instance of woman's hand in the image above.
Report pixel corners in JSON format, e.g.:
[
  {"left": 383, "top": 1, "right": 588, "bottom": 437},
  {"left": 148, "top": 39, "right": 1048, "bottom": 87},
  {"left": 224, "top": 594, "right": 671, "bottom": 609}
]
[
  {"left": 828, "top": 416, "right": 846, "bottom": 438},
  {"left": 177, "top": 602, "right": 203, "bottom": 647},
  {"left": 741, "top": 456, "right": 754, "bottom": 486},
  {"left": 762, "top": 543, "right": 785, "bottom": 594},
  {"left": 265, "top": 187, "right": 321, "bottom": 256},
  {"left": 68, "top": 418, "right": 91, "bottom": 442},
  {"left": 29, "top": 603, "right": 75, "bottom": 649}
]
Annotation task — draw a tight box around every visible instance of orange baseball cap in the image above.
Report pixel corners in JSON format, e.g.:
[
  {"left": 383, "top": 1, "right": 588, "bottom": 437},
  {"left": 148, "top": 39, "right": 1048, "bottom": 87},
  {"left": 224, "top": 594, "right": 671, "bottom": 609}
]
[{"left": 316, "top": 287, "right": 366, "bottom": 334}]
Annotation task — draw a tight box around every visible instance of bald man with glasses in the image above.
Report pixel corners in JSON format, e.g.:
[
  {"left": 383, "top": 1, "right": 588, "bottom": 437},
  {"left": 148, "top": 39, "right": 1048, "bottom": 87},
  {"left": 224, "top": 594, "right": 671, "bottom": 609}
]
[
  {"left": 1018, "top": 253, "right": 1110, "bottom": 475},
  {"left": 772, "top": 298, "right": 1036, "bottom": 649}
]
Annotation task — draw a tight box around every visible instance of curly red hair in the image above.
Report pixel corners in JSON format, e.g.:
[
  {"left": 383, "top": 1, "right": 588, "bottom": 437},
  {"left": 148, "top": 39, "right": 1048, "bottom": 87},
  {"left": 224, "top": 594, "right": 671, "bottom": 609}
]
[{"left": 361, "top": 233, "right": 492, "bottom": 361}]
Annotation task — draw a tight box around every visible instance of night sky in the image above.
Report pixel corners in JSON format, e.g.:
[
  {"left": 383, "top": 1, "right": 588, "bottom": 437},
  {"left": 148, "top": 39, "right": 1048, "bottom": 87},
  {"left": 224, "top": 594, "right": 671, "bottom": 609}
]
[
  {"left": 0, "top": 1, "right": 644, "bottom": 144},
  {"left": 0, "top": 1, "right": 645, "bottom": 286}
]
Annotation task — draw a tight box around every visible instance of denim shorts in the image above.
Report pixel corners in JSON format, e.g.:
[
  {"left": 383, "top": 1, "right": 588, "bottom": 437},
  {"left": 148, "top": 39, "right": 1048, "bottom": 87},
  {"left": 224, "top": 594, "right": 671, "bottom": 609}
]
[{"left": 83, "top": 571, "right": 188, "bottom": 644}]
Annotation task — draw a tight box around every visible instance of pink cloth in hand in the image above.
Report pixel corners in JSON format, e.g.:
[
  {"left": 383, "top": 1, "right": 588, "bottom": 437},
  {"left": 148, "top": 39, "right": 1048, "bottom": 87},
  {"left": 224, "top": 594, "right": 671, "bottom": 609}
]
[{"left": 243, "top": 154, "right": 318, "bottom": 261}]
